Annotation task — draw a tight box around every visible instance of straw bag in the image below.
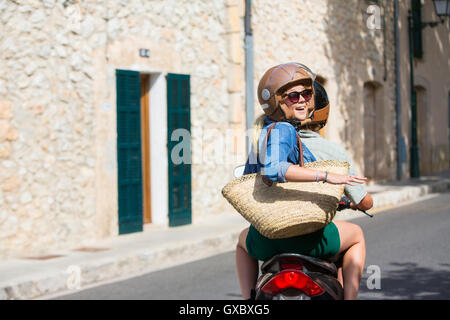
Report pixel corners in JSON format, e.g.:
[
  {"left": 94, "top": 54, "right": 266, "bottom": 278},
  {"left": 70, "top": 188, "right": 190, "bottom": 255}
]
[{"left": 222, "top": 124, "right": 349, "bottom": 239}]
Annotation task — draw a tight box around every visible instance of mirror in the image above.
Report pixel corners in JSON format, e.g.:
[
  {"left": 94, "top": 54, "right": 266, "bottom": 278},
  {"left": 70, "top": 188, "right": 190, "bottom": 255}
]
[{"left": 233, "top": 165, "right": 246, "bottom": 178}]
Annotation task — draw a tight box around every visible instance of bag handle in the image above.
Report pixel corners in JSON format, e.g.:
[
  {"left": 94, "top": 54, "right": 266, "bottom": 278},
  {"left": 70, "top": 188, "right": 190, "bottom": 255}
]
[
  {"left": 260, "top": 123, "right": 304, "bottom": 187},
  {"left": 264, "top": 123, "right": 304, "bottom": 167}
]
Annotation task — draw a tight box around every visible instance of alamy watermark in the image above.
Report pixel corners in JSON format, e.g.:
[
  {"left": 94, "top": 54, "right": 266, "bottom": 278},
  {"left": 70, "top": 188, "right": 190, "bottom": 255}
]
[
  {"left": 366, "top": 5, "right": 382, "bottom": 30},
  {"left": 65, "top": 265, "right": 82, "bottom": 290},
  {"left": 366, "top": 265, "right": 381, "bottom": 290},
  {"left": 169, "top": 127, "right": 280, "bottom": 168}
]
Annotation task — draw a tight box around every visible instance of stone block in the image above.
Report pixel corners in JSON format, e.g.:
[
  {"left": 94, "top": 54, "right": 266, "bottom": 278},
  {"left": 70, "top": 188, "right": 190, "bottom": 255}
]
[
  {"left": 1, "top": 175, "right": 19, "bottom": 192},
  {"left": 20, "top": 192, "right": 32, "bottom": 204},
  {"left": 0, "top": 101, "right": 12, "bottom": 120},
  {"left": 227, "top": 33, "right": 243, "bottom": 65},
  {"left": 226, "top": 64, "right": 243, "bottom": 93},
  {"left": 228, "top": 93, "right": 243, "bottom": 124},
  {"left": 225, "top": 0, "right": 240, "bottom": 7},
  {"left": 225, "top": 5, "right": 241, "bottom": 33},
  {"left": 0, "top": 142, "right": 11, "bottom": 158}
]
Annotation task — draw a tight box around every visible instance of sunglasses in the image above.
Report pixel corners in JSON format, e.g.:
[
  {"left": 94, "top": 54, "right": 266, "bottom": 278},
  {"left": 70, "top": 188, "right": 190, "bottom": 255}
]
[{"left": 284, "top": 89, "right": 313, "bottom": 104}]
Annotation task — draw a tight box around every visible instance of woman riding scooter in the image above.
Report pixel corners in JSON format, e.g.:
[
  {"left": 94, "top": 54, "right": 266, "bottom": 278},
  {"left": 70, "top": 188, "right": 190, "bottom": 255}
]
[{"left": 235, "top": 62, "right": 373, "bottom": 300}]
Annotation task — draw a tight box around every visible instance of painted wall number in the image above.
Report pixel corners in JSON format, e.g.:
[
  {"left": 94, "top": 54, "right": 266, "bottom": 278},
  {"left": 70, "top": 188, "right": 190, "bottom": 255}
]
[{"left": 139, "top": 48, "right": 150, "bottom": 58}]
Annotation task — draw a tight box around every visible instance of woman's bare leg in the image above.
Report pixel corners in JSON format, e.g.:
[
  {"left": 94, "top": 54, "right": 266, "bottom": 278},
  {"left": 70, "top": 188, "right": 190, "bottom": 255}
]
[
  {"left": 335, "top": 257, "right": 344, "bottom": 287},
  {"left": 332, "top": 221, "right": 366, "bottom": 300},
  {"left": 337, "top": 267, "right": 343, "bottom": 287},
  {"left": 235, "top": 227, "right": 259, "bottom": 299}
]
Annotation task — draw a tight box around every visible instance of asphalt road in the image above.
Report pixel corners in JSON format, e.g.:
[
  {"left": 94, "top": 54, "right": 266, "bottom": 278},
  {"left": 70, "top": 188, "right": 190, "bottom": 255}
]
[{"left": 55, "top": 192, "right": 450, "bottom": 300}]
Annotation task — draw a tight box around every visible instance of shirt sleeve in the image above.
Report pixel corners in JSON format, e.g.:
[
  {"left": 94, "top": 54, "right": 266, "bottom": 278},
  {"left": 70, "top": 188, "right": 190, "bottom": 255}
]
[
  {"left": 259, "top": 123, "right": 296, "bottom": 183},
  {"left": 343, "top": 155, "right": 367, "bottom": 205}
]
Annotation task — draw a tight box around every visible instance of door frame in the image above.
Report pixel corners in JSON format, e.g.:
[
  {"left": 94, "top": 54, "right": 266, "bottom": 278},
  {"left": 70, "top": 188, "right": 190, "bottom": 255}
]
[
  {"left": 140, "top": 74, "right": 151, "bottom": 224},
  {"left": 116, "top": 70, "right": 169, "bottom": 229},
  {"left": 148, "top": 72, "right": 169, "bottom": 226}
]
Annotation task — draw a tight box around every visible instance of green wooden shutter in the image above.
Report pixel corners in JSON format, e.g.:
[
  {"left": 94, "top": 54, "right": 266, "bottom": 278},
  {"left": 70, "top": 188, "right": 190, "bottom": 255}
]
[
  {"left": 412, "top": 0, "right": 423, "bottom": 58},
  {"left": 167, "top": 73, "right": 192, "bottom": 227},
  {"left": 116, "top": 69, "right": 143, "bottom": 234}
]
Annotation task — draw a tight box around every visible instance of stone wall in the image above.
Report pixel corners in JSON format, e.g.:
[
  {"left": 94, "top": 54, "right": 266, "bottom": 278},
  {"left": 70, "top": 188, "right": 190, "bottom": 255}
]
[
  {"left": 0, "top": 0, "right": 244, "bottom": 258},
  {"left": 1, "top": 0, "right": 98, "bottom": 258}
]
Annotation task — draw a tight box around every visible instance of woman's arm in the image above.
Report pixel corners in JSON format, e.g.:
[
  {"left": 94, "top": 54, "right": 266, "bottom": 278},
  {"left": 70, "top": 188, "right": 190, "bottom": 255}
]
[
  {"left": 261, "top": 123, "right": 300, "bottom": 182},
  {"left": 350, "top": 193, "right": 373, "bottom": 211},
  {"left": 284, "top": 165, "right": 367, "bottom": 186}
]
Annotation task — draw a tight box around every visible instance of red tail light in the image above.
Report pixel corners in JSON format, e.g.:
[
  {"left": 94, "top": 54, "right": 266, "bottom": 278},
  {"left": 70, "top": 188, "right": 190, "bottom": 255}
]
[{"left": 261, "top": 270, "right": 324, "bottom": 297}]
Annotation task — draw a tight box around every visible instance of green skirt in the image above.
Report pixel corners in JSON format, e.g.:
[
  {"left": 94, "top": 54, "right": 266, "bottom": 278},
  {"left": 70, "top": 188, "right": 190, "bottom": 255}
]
[{"left": 246, "top": 222, "right": 341, "bottom": 261}]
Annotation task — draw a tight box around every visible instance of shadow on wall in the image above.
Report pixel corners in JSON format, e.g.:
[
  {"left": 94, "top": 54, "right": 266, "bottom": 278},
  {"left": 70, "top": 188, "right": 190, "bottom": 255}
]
[
  {"left": 324, "top": 0, "right": 379, "bottom": 143},
  {"left": 359, "top": 262, "right": 450, "bottom": 300},
  {"left": 324, "top": 1, "right": 393, "bottom": 180}
]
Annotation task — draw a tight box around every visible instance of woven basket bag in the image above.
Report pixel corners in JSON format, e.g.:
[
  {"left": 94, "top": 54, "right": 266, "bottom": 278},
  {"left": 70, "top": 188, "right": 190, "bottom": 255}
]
[{"left": 222, "top": 124, "right": 349, "bottom": 239}]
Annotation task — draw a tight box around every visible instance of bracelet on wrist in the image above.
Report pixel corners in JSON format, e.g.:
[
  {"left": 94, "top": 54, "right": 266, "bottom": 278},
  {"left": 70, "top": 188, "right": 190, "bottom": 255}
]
[{"left": 323, "top": 171, "right": 328, "bottom": 183}]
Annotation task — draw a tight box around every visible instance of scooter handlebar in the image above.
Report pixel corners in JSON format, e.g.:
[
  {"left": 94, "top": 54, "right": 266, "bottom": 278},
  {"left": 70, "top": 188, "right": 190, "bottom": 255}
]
[
  {"left": 337, "top": 196, "right": 374, "bottom": 218},
  {"left": 337, "top": 196, "right": 352, "bottom": 211}
]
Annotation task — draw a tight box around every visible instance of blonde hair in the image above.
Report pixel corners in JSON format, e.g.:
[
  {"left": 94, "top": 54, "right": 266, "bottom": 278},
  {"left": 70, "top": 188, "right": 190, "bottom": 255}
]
[{"left": 251, "top": 114, "right": 267, "bottom": 154}]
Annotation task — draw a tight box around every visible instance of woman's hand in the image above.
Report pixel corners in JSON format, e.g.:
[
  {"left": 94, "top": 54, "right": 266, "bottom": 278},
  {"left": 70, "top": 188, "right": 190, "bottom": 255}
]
[
  {"left": 326, "top": 172, "right": 367, "bottom": 186},
  {"left": 285, "top": 166, "right": 367, "bottom": 185}
]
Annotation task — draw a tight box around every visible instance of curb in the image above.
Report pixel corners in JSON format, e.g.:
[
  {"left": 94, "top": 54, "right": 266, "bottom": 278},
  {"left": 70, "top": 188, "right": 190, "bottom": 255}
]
[
  {"left": 371, "top": 179, "right": 450, "bottom": 209},
  {"left": 0, "top": 228, "right": 245, "bottom": 300}
]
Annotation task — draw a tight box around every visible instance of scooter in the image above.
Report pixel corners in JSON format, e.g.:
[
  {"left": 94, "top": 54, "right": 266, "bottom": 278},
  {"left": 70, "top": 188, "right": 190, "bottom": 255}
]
[
  {"left": 252, "top": 197, "right": 372, "bottom": 300},
  {"left": 233, "top": 166, "right": 372, "bottom": 300}
]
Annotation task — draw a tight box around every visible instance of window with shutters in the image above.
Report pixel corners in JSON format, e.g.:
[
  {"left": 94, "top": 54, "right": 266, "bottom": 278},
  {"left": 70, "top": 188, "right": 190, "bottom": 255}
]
[
  {"left": 167, "top": 73, "right": 192, "bottom": 227},
  {"left": 116, "top": 69, "right": 144, "bottom": 235},
  {"left": 412, "top": 0, "right": 423, "bottom": 58}
]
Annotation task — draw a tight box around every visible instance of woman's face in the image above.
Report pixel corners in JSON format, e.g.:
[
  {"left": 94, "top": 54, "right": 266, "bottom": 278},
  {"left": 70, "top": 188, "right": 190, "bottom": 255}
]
[{"left": 282, "top": 84, "right": 313, "bottom": 121}]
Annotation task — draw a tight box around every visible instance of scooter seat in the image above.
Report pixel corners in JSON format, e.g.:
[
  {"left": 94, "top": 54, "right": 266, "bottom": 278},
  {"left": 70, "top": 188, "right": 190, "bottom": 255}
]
[{"left": 261, "top": 253, "right": 338, "bottom": 277}]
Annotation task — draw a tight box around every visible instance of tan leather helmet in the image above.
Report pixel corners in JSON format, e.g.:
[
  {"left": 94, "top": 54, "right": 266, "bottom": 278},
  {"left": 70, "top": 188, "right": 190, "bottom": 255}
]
[{"left": 257, "top": 62, "right": 329, "bottom": 128}]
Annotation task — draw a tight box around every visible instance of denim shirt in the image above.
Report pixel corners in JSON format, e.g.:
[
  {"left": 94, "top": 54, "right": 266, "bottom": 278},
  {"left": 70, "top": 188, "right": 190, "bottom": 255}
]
[{"left": 243, "top": 117, "right": 316, "bottom": 182}]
